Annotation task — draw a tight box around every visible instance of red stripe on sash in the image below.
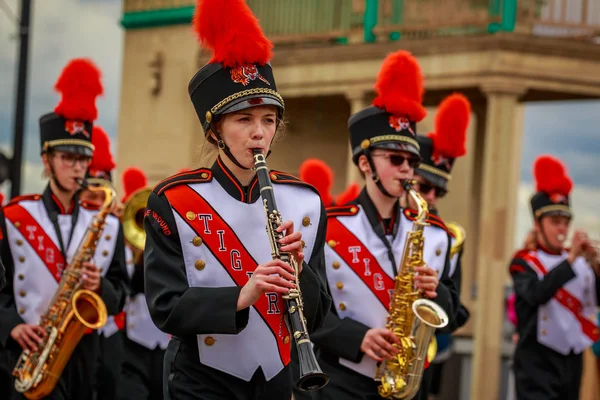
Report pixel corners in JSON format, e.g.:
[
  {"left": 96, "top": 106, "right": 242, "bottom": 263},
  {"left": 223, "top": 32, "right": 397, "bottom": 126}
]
[
  {"left": 114, "top": 311, "right": 126, "bottom": 331},
  {"left": 326, "top": 218, "right": 395, "bottom": 309},
  {"left": 165, "top": 185, "right": 291, "bottom": 365},
  {"left": 522, "top": 253, "right": 599, "bottom": 342},
  {"left": 4, "top": 204, "right": 66, "bottom": 282}
]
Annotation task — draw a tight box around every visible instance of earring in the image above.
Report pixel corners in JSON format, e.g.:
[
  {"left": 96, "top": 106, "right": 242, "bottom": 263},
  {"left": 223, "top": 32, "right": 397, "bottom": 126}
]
[{"left": 218, "top": 139, "right": 226, "bottom": 150}]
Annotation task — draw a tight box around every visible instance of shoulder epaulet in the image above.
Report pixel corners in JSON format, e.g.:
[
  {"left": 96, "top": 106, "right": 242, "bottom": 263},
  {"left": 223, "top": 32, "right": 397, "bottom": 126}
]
[
  {"left": 511, "top": 248, "right": 532, "bottom": 261},
  {"left": 154, "top": 168, "right": 212, "bottom": 196},
  {"left": 326, "top": 204, "right": 359, "bottom": 218},
  {"left": 5, "top": 194, "right": 41, "bottom": 208},
  {"left": 269, "top": 170, "right": 319, "bottom": 196},
  {"left": 402, "top": 209, "right": 449, "bottom": 233}
]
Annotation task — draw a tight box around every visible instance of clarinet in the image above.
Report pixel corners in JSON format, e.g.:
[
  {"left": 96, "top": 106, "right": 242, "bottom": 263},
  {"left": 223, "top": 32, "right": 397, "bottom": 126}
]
[{"left": 252, "top": 150, "right": 329, "bottom": 392}]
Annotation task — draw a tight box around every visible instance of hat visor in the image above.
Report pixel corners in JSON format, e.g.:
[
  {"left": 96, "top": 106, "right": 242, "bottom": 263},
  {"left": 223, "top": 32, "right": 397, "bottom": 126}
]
[
  {"left": 52, "top": 144, "right": 93, "bottom": 157},
  {"left": 540, "top": 209, "right": 572, "bottom": 219},
  {"left": 220, "top": 94, "right": 284, "bottom": 116},
  {"left": 415, "top": 167, "right": 449, "bottom": 191},
  {"left": 371, "top": 141, "right": 421, "bottom": 158}
]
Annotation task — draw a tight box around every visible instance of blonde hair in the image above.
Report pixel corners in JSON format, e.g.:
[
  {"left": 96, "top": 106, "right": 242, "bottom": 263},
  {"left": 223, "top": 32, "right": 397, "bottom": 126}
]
[{"left": 523, "top": 229, "right": 538, "bottom": 250}]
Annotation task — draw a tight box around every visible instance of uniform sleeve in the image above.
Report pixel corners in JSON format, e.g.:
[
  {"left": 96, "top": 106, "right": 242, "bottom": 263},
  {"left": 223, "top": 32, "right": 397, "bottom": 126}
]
[
  {"left": 509, "top": 257, "right": 576, "bottom": 306},
  {"left": 446, "top": 249, "right": 470, "bottom": 332},
  {"left": 308, "top": 213, "right": 369, "bottom": 363},
  {"left": 143, "top": 191, "right": 249, "bottom": 336},
  {"left": 433, "top": 234, "right": 460, "bottom": 334},
  {"left": 0, "top": 211, "right": 24, "bottom": 347},
  {"left": 311, "top": 309, "right": 370, "bottom": 363},
  {"left": 99, "top": 223, "right": 129, "bottom": 315},
  {"left": 297, "top": 204, "right": 332, "bottom": 335},
  {"left": 0, "top": 254, "right": 5, "bottom": 291}
]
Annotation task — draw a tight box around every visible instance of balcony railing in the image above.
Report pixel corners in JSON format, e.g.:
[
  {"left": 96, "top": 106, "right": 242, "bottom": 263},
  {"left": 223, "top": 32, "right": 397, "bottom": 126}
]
[
  {"left": 374, "top": 0, "right": 504, "bottom": 39},
  {"left": 122, "top": 0, "right": 600, "bottom": 43},
  {"left": 518, "top": 0, "right": 600, "bottom": 40},
  {"left": 122, "top": 0, "right": 364, "bottom": 44},
  {"left": 124, "top": 0, "right": 192, "bottom": 13}
]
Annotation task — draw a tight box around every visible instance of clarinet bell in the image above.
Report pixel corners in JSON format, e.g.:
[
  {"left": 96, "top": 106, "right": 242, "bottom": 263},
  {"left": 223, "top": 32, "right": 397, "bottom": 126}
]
[{"left": 296, "top": 343, "right": 330, "bottom": 392}]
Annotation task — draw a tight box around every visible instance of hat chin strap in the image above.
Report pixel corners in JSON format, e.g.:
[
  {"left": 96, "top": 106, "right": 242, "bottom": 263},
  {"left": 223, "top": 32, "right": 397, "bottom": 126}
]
[
  {"left": 538, "top": 218, "right": 563, "bottom": 253},
  {"left": 364, "top": 148, "right": 395, "bottom": 199},
  {"left": 208, "top": 120, "right": 251, "bottom": 170}
]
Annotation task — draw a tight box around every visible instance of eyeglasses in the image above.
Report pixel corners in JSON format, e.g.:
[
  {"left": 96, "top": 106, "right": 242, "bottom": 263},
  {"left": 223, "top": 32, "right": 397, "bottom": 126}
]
[
  {"left": 417, "top": 182, "right": 448, "bottom": 198},
  {"left": 371, "top": 153, "right": 421, "bottom": 168},
  {"left": 58, "top": 153, "right": 92, "bottom": 168}
]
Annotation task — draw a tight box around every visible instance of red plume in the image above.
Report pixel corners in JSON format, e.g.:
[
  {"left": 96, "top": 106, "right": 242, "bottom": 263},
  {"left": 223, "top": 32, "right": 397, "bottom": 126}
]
[
  {"left": 193, "top": 0, "right": 273, "bottom": 68},
  {"left": 54, "top": 58, "right": 103, "bottom": 121},
  {"left": 0, "top": 192, "right": 4, "bottom": 207},
  {"left": 299, "top": 159, "right": 334, "bottom": 207},
  {"left": 533, "top": 155, "right": 573, "bottom": 196},
  {"left": 89, "top": 126, "right": 115, "bottom": 173},
  {"left": 372, "top": 50, "right": 426, "bottom": 122},
  {"left": 122, "top": 167, "right": 148, "bottom": 203},
  {"left": 336, "top": 183, "right": 360, "bottom": 206},
  {"left": 429, "top": 93, "right": 470, "bottom": 159}
]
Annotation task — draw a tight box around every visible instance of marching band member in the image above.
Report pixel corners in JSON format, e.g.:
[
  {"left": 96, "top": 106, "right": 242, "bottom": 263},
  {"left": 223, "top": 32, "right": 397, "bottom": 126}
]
[
  {"left": 118, "top": 167, "right": 170, "bottom": 400},
  {"left": 298, "top": 159, "right": 360, "bottom": 208},
  {"left": 79, "top": 125, "right": 128, "bottom": 400},
  {"left": 509, "top": 155, "right": 599, "bottom": 400},
  {"left": 410, "top": 93, "right": 472, "bottom": 400},
  {"left": 293, "top": 50, "right": 459, "bottom": 400},
  {"left": 0, "top": 58, "right": 128, "bottom": 399},
  {"left": 143, "top": 1, "right": 331, "bottom": 399},
  {"left": 299, "top": 159, "right": 335, "bottom": 207}
]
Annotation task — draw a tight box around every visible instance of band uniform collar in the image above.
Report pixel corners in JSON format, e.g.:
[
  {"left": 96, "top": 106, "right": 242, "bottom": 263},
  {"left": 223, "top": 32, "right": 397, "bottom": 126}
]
[
  {"left": 42, "top": 184, "right": 77, "bottom": 215},
  {"left": 357, "top": 187, "right": 400, "bottom": 237},
  {"left": 211, "top": 156, "right": 261, "bottom": 204},
  {"left": 536, "top": 242, "right": 563, "bottom": 256}
]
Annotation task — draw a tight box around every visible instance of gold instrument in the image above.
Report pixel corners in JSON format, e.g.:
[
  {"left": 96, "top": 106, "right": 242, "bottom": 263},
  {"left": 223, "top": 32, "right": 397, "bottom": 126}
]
[
  {"left": 13, "top": 179, "right": 114, "bottom": 399},
  {"left": 375, "top": 180, "right": 449, "bottom": 399},
  {"left": 122, "top": 187, "right": 151, "bottom": 263},
  {"left": 446, "top": 222, "right": 466, "bottom": 258}
]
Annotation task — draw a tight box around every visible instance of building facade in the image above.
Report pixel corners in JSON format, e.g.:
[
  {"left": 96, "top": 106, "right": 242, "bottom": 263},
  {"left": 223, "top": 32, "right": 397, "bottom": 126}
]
[{"left": 116, "top": 1, "right": 600, "bottom": 398}]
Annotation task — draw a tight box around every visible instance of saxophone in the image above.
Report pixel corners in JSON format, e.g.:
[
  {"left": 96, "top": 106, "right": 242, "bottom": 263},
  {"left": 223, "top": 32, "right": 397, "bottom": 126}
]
[
  {"left": 375, "top": 180, "right": 449, "bottom": 399},
  {"left": 13, "top": 179, "right": 113, "bottom": 399}
]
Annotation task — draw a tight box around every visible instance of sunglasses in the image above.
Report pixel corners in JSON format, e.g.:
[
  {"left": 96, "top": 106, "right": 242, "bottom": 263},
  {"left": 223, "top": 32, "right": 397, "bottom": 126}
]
[
  {"left": 372, "top": 153, "right": 421, "bottom": 168},
  {"left": 418, "top": 182, "right": 448, "bottom": 198}
]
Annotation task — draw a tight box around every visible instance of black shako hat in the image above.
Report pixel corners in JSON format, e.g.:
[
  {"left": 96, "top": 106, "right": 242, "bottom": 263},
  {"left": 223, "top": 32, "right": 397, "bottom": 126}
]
[
  {"left": 188, "top": 0, "right": 284, "bottom": 145},
  {"left": 349, "top": 50, "right": 426, "bottom": 164},
  {"left": 40, "top": 58, "right": 103, "bottom": 157}
]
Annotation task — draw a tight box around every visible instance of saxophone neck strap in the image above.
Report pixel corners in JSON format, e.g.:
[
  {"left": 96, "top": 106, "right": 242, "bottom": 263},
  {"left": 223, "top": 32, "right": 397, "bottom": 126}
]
[{"left": 43, "top": 190, "right": 80, "bottom": 262}]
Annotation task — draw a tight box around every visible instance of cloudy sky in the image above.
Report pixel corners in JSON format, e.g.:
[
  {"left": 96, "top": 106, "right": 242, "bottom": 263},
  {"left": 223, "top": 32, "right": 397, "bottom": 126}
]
[{"left": 0, "top": 0, "right": 598, "bottom": 247}]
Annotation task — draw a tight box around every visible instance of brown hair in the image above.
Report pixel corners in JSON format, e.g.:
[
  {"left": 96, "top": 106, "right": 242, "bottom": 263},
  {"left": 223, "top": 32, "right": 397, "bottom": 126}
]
[{"left": 523, "top": 229, "right": 538, "bottom": 250}]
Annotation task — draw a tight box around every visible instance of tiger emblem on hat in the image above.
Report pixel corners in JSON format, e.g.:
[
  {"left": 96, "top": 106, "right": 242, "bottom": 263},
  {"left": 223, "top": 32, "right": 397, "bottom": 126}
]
[
  {"left": 64, "top": 120, "right": 90, "bottom": 138},
  {"left": 550, "top": 193, "right": 568, "bottom": 204},
  {"left": 432, "top": 154, "right": 452, "bottom": 170},
  {"left": 389, "top": 115, "right": 415, "bottom": 136},
  {"left": 230, "top": 64, "right": 270, "bottom": 86}
]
